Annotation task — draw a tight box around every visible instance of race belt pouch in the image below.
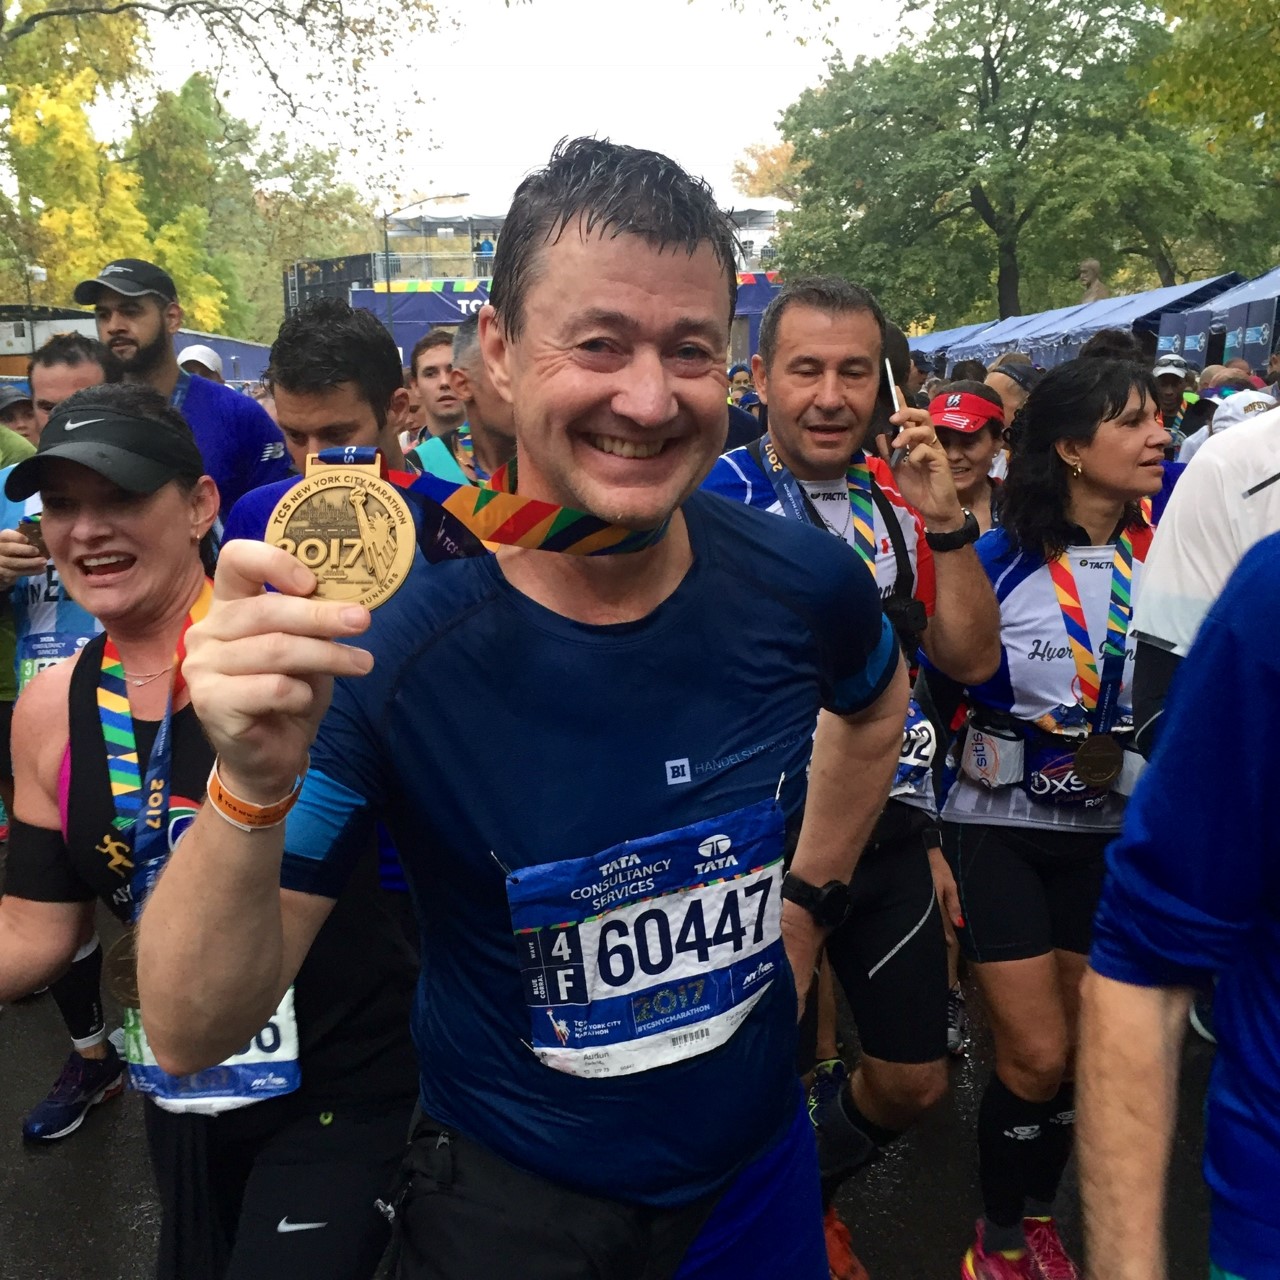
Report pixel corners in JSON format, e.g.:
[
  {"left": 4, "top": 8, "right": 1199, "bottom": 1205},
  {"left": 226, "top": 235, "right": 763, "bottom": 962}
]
[
  {"left": 1021, "top": 728, "right": 1108, "bottom": 809},
  {"left": 959, "top": 713, "right": 1024, "bottom": 789}
]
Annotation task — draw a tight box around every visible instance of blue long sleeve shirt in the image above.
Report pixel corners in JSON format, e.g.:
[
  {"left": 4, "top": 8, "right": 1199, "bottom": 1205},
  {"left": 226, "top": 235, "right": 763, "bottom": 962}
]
[{"left": 1092, "top": 531, "right": 1280, "bottom": 1277}]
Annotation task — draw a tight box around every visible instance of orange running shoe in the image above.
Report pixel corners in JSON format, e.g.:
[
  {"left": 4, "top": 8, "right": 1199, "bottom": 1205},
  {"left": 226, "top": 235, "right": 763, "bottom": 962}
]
[{"left": 824, "top": 1205, "right": 870, "bottom": 1280}]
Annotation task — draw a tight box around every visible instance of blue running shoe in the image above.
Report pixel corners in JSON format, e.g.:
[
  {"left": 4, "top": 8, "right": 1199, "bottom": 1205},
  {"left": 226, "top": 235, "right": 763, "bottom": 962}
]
[
  {"left": 807, "top": 1057, "right": 849, "bottom": 1128},
  {"left": 22, "top": 1046, "right": 126, "bottom": 1141}
]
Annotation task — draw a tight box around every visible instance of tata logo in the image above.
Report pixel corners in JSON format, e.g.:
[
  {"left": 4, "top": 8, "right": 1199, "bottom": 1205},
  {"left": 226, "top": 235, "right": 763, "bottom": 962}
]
[{"left": 697, "top": 834, "right": 732, "bottom": 859}]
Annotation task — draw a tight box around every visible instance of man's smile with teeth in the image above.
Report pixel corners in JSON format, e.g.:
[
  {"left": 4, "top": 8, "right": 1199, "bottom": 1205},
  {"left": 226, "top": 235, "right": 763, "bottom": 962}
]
[{"left": 589, "top": 435, "right": 667, "bottom": 460}]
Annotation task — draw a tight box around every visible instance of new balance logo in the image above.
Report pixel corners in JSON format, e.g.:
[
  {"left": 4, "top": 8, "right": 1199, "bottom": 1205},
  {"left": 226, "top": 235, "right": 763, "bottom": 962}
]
[{"left": 260, "top": 442, "right": 285, "bottom": 461}]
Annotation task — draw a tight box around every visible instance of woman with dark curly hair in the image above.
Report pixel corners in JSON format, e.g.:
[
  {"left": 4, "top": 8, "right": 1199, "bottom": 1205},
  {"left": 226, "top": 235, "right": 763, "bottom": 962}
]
[{"left": 935, "top": 358, "right": 1170, "bottom": 1280}]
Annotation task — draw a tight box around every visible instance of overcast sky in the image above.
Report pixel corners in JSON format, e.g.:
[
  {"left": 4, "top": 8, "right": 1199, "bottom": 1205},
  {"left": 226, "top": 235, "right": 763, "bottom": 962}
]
[{"left": 132, "top": 0, "right": 903, "bottom": 211}]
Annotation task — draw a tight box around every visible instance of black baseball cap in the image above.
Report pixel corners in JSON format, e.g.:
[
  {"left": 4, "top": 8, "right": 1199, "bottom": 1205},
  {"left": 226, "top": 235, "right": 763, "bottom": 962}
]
[
  {"left": 0, "top": 385, "right": 33, "bottom": 412},
  {"left": 73, "top": 259, "right": 178, "bottom": 306},
  {"left": 6, "top": 398, "right": 204, "bottom": 501}
]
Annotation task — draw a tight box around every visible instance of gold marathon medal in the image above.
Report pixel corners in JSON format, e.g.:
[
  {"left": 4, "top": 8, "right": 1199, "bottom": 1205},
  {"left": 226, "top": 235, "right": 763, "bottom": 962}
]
[
  {"left": 266, "top": 454, "right": 415, "bottom": 609},
  {"left": 1072, "top": 732, "right": 1125, "bottom": 789},
  {"left": 104, "top": 929, "right": 140, "bottom": 1006}
]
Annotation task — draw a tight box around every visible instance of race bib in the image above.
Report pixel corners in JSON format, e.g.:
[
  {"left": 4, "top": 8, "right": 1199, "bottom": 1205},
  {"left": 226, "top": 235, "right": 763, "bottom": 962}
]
[
  {"left": 123, "top": 989, "right": 301, "bottom": 1115},
  {"left": 889, "top": 698, "right": 938, "bottom": 799},
  {"left": 17, "top": 632, "right": 92, "bottom": 692},
  {"left": 507, "top": 800, "right": 786, "bottom": 1079}
]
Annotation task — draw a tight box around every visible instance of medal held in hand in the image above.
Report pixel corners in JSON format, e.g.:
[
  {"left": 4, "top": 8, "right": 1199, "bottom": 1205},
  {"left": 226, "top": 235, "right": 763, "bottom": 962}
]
[
  {"left": 266, "top": 454, "right": 415, "bottom": 609},
  {"left": 1072, "top": 732, "right": 1124, "bottom": 788}
]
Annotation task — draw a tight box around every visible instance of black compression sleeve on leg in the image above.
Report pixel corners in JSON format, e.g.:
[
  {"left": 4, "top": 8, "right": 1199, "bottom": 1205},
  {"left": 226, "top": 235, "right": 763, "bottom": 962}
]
[
  {"left": 49, "top": 941, "right": 106, "bottom": 1045},
  {"left": 1024, "top": 1082, "right": 1075, "bottom": 1208},
  {"left": 977, "top": 1074, "right": 1054, "bottom": 1230}
]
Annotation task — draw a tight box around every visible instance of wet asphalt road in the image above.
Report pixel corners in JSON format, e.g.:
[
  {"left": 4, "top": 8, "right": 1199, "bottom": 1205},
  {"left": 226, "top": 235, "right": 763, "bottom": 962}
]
[{"left": 0, "top": 903, "right": 1214, "bottom": 1280}]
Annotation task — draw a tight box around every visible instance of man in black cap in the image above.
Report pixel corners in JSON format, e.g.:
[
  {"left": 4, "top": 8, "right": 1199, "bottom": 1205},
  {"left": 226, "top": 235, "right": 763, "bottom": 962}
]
[
  {"left": 0, "top": 386, "right": 40, "bottom": 452},
  {"left": 73, "top": 259, "right": 291, "bottom": 515}
]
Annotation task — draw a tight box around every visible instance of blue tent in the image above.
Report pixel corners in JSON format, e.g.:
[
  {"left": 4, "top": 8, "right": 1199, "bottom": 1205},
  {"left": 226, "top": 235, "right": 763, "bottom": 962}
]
[
  {"left": 910, "top": 321, "right": 997, "bottom": 359},
  {"left": 946, "top": 303, "right": 1095, "bottom": 367},
  {"left": 946, "top": 275, "right": 1240, "bottom": 369},
  {"left": 1206, "top": 266, "right": 1280, "bottom": 326}
]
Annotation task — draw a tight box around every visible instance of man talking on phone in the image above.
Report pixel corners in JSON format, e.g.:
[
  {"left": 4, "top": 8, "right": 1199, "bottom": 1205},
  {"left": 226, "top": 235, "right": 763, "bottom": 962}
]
[{"left": 703, "top": 278, "right": 999, "bottom": 1254}]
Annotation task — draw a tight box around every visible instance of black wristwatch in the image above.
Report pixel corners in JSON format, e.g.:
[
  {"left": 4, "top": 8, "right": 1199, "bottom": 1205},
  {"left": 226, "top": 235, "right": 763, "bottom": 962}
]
[
  {"left": 924, "top": 509, "right": 980, "bottom": 552},
  {"left": 781, "top": 872, "right": 852, "bottom": 930}
]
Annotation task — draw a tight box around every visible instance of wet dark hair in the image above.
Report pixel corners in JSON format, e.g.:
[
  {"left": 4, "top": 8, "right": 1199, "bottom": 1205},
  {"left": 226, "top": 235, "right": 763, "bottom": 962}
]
[
  {"left": 1078, "top": 328, "right": 1145, "bottom": 362},
  {"left": 28, "top": 332, "right": 124, "bottom": 385},
  {"left": 936, "top": 379, "right": 1005, "bottom": 439},
  {"left": 758, "top": 276, "right": 887, "bottom": 372},
  {"left": 1001, "top": 358, "right": 1158, "bottom": 560},
  {"left": 53, "top": 383, "right": 217, "bottom": 574},
  {"left": 490, "top": 136, "right": 739, "bottom": 341},
  {"left": 269, "top": 298, "right": 403, "bottom": 428}
]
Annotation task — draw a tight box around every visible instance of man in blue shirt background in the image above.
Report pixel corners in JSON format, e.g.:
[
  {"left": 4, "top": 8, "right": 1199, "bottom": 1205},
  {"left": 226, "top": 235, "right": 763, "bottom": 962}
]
[
  {"left": 1080, "top": 533, "right": 1280, "bottom": 1280},
  {"left": 73, "top": 258, "right": 291, "bottom": 517}
]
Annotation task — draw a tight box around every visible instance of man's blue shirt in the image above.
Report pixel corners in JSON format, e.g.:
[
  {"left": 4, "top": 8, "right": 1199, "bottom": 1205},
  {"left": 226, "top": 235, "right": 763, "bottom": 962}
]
[
  {"left": 1093, "top": 531, "right": 1280, "bottom": 1276},
  {"left": 277, "top": 490, "right": 898, "bottom": 1206}
]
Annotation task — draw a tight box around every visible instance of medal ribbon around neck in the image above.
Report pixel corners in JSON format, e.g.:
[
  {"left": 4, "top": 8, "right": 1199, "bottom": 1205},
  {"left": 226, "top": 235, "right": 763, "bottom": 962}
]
[
  {"left": 97, "top": 578, "right": 213, "bottom": 920},
  {"left": 756, "top": 434, "right": 877, "bottom": 576},
  {"left": 1045, "top": 500, "right": 1151, "bottom": 735},
  {"left": 400, "top": 451, "right": 671, "bottom": 555}
]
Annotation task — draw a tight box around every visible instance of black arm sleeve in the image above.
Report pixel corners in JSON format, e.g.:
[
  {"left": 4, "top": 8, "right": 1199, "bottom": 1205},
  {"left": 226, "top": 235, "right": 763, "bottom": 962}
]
[
  {"left": 2, "top": 818, "right": 95, "bottom": 904},
  {"left": 1131, "top": 638, "right": 1184, "bottom": 759}
]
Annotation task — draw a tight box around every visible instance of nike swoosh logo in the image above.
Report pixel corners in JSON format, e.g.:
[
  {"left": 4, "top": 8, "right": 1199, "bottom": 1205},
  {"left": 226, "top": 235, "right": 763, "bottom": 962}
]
[
  {"left": 63, "top": 418, "right": 105, "bottom": 431},
  {"left": 277, "top": 1218, "right": 328, "bottom": 1234}
]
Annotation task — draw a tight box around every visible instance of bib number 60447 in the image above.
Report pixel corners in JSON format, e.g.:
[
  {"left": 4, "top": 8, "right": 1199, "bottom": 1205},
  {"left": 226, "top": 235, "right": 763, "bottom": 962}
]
[{"left": 597, "top": 880, "right": 773, "bottom": 988}]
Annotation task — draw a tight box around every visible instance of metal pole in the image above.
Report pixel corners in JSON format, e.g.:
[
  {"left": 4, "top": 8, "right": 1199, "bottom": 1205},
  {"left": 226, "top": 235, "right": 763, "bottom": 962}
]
[{"left": 383, "top": 211, "right": 395, "bottom": 345}]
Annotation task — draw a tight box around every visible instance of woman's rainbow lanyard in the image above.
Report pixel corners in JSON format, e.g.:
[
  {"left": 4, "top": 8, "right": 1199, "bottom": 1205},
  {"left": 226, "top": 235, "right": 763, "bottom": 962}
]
[
  {"left": 406, "top": 453, "right": 670, "bottom": 555},
  {"left": 97, "top": 579, "right": 213, "bottom": 917},
  {"left": 1045, "top": 501, "right": 1151, "bottom": 731}
]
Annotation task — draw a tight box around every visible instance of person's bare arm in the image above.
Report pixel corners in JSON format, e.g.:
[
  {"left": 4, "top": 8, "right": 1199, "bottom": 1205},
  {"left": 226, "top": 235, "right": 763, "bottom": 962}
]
[
  {"left": 782, "top": 659, "right": 909, "bottom": 1003},
  {"left": 1077, "top": 968, "right": 1193, "bottom": 1280},
  {"left": 878, "top": 415, "right": 1001, "bottom": 685},
  {"left": 137, "top": 541, "right": 374, "bottom": 1077}
]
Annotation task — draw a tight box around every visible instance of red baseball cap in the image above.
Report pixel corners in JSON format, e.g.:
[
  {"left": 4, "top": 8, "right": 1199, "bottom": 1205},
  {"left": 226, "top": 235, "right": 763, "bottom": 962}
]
[{"left": 929, "top": 391, "right": 1005, "bottom": 435}]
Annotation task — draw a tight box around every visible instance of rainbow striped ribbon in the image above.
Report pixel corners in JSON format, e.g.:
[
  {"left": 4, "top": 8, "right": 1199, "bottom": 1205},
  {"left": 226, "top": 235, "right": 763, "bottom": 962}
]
[
  {"left": 98, "top": 579, "right": 214, "bottom": 832},
  {"left": 845, "top": 456, "right": 877, "bottom": 577},
  {"left": 454, "top": 421, "right": 487, "bottom": 482},
  {"left": 407, "top": 455, "right": 670, "bottom": 555},
  {"left": 1046, "top": 502, "right": 1150, "bottom": 721}
]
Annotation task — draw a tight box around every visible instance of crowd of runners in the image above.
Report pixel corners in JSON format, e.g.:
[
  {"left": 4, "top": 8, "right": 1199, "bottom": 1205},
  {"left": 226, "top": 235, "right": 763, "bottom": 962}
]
[{"left": 0, "top": 137, "right": 1277, "bottom": 1280}]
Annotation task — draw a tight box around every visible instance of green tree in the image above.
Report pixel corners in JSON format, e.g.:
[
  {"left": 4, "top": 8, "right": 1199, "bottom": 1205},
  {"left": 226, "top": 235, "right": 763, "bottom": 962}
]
[
  {"left": 1151, "top": 0, "right": 1280, "bottom": 149},
  {"left": 126, "top": 75, "right": 372, "bottom": 342},
  {"left": 767, "top": 0, "right": 1272, "bottom": 326}
]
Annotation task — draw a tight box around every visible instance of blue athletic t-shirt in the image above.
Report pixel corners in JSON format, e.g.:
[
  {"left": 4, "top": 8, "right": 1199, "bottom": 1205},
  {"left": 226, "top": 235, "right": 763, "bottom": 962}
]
[
  {"left": 280, "top": 489, "right": 898, "bottom": 1206},
  {"left": 1092, "top": 532, "right": 1280, "bottom": 1278},
  {"left": 174, "top": 373, "right": 291, "bottom": 517}
]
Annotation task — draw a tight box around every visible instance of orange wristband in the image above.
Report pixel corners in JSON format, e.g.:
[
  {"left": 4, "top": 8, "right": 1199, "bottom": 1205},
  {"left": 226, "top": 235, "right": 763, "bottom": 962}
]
[{"left": 206, "top": 757, "right": 308, "bottom": 832}]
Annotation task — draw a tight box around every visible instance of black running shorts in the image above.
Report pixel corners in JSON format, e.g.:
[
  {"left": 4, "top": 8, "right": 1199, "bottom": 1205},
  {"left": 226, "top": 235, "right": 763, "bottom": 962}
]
[
  {"left": 941, "top": 822, "right": 1109, "bottom": 964},
  {"left": 144, "top": 1092, "right": 411, "bottom": 1280},
  {"left": 824, "top": 831, "right": 948, "bottom": 1064}
]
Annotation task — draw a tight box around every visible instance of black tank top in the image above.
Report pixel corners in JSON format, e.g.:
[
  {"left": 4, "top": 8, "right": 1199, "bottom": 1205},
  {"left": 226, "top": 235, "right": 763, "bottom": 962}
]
[{"left": 65, "top": 632, "right": 420, "bottom": 1108}]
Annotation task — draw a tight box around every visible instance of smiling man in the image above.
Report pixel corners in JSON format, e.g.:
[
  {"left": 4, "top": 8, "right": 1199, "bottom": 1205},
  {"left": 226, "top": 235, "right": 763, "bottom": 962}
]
[
  {"left": 73, "top": 259, "right": 290, "bottom": 516},
  {"left": 138, "top": 139, "right": 909, "bottom": 1280}
]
